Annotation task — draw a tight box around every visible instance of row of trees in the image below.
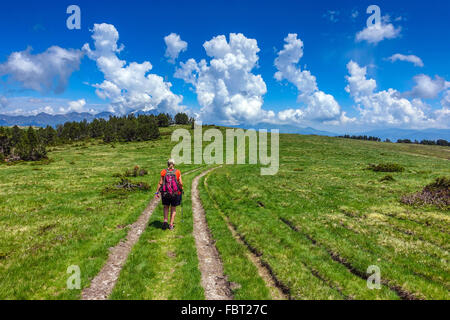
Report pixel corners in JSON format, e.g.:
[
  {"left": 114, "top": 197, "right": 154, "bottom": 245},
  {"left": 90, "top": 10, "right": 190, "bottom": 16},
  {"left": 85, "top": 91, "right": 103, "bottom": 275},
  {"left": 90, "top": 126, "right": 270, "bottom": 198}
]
[
  {"left": 0, "top": 112, "right": 192, "bottom": 162},
  {"left": 0, "top": 126, "right": 47, "bottom": 161},
  {"left": 397, "top": 139, "right": 449, "bottom": 146},
  {"left": 338, "top": 135, "right": 382, "bottom": 142},
  {"left": 339, "top": 134, "right": 449, "bottom": 146}
]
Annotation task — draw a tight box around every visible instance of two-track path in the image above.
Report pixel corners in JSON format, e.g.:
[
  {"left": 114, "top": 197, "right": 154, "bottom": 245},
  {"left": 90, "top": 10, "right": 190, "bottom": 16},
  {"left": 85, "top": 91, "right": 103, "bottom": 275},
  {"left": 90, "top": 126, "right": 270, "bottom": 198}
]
[
  {"left": 82, "top": 166, "right": 283, "bottom": 300},
  {"left": 81, "top": 167, "right": 204, "bottom": 300}
]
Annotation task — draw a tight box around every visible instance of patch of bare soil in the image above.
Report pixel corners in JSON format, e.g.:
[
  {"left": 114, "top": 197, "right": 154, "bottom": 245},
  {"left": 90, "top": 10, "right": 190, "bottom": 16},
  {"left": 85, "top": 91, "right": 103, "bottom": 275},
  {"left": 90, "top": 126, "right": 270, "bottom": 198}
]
[
  {"left": 191, "top": 168, "right": 233, "bottom": 300},
  {"left": 81, "top": 197, "right": 160, "bottom": 300}
]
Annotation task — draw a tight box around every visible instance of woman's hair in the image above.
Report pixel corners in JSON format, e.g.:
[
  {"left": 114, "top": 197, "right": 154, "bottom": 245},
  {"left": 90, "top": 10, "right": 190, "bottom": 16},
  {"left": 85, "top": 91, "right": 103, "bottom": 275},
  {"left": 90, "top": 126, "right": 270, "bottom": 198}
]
[{"left": 167, "top": 158, "right": 175, "bottom": 167}]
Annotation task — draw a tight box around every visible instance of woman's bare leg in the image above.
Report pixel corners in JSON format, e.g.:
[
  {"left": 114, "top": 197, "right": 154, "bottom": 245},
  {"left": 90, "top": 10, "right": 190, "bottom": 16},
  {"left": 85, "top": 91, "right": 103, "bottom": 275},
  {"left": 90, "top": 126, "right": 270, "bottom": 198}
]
[
  {"left": 169, "top": 206, "right": 177, "bottom": 226},
  {"left": 164, "top": 205, "right": 169, "bottom": 223}
]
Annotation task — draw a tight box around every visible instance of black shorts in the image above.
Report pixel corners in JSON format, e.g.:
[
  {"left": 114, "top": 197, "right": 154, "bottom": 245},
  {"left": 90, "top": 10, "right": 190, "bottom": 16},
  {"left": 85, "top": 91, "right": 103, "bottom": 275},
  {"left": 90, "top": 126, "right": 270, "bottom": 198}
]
[{"left": 162, "top": 193, "right": 182, "bottom": 207}]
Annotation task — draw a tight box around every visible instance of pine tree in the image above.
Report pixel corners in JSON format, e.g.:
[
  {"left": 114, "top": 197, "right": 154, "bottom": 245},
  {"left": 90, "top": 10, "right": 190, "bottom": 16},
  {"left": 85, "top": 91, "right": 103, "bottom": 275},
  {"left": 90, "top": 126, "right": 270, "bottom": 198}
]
[
  {"left": 175, "top": 112, "right": 189, "bottom": 125},
  {"left": 103, "top": 123, "right": 117, "bottom": 143},
  {"left": 0, "top": 127, "right": 10, "bottom": 160},
  {"left": 157, "top": 113, "right": 169, "bottom": 127},
  {"left": 11, "top": 125, "right": 23, "bottom": 146}
]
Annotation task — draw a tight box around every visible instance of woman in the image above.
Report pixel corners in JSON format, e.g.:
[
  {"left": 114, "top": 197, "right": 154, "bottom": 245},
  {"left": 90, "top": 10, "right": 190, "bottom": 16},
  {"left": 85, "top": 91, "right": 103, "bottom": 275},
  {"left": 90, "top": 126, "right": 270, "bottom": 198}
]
[{"left": 155, "top": 159, "right": 183, "bottom": 230}]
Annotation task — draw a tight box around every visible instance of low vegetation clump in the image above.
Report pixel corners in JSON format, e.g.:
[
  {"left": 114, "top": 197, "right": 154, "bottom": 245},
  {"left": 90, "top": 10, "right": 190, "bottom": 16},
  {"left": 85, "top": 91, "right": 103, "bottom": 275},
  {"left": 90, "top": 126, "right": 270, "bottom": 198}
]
[
  {"left": 367, "top": 163, "right": 405, "bottom": 172},
  {"left": 115, "top": 178, "right": 150, "bottom": 191},
  {"left": 103, "top": 178, "right": 150, "bottom": 198},
  {"left": 401, "top": 177, "right": 450, "bottom": 209},
  {"left": 113, "top": 165, "right": 148, "bottom": 178},
  {"left": 380, "top": 175, "right": 395, "bottom": 182}
]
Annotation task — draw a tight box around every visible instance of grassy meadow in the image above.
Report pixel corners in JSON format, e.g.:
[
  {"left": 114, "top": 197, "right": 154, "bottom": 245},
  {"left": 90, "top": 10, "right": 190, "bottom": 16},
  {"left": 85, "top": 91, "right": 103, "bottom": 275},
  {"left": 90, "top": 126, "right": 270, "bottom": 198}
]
[
  {"left": 201, "top": 134, "right": 449, "bottom": 299},
  {"left": 0, "top": 126, "right": 198, "bottom": 299},
  {"left": 0, "top": 126, "right": 448, "bottom": 299}
]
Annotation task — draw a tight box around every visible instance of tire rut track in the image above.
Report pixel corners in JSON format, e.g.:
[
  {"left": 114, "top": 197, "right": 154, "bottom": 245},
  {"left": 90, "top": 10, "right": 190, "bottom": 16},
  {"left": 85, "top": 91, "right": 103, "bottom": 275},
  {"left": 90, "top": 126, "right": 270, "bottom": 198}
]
[
  {"left": 204, "top": 175, "right": 289, "bottom": 300},
  {"left": 280, "top": 217, "right": 422, "bottom": 300},
  {"left": 192, "top": 167, "right": 233, "bottom": 300},
  {"left": 82, "top": 197, "right": 160, "bottom": 300}
]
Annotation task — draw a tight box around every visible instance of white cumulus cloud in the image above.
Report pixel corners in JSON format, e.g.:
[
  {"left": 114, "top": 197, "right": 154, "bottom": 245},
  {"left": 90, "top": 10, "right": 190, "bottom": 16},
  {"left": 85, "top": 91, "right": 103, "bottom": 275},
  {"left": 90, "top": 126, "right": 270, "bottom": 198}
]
[
  {"left": 83, "top": 23, "right": 185, "bottom": 115},
  {"left": 441, "top": 90, "right": 450, "bottom": 108},
  {"left": 274, "top": 34, "right": 343, "bottom": 123},
  {"left": 345, "top": 60, "right": 449, "bottom": 128},
  {"left": 407, "top": 74, "right": 450, "bottom": 99},
  {"left": 57, "top": 99, "right": 92, "bottom": 113},
  {"left": 356, "top": 20, "right": 401, "bottom": 44},
  {"left": 387, "top": 53, "right": 424, "bottom": 67},
  {"left": 0, "top": 46, "right": 83, "bottom": 93},
  {"left": 175, "top": 33, "right": 271, "bottom": 125},
  {"left": 164, "top": 33, "right": 188, "bottom": 63}
]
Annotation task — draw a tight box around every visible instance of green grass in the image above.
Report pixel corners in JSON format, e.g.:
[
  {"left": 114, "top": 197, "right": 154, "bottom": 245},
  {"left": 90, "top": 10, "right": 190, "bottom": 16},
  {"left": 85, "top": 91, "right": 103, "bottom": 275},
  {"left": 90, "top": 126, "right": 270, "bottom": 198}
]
[
  {"left": 0, "top": 127, "right": 448, "bottom": 300},
  {"left": 0, "top": 126, "right": 199, "bottom": 299},
  {"left": 198, "top": 172, "right": 273, "bottom": 300},
  {"left": 199, "top": 134, "right": 449, "bottom": 300}
]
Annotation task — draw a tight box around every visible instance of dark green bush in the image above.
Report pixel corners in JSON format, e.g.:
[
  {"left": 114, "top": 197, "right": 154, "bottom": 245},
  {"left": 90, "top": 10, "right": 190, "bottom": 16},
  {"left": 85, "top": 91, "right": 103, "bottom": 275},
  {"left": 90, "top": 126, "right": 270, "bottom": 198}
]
[
  {"left": 368, "top": 163, "right": 405, "bottom": 172},
  {"left": 380, "top": 175, "right": 395, "bottom": 182},
  {"left": 424, "top": 177, "right": 449, "bottom": 192},
  {"left": 114, "top": 165, "right": 148, "bottom": 178}
]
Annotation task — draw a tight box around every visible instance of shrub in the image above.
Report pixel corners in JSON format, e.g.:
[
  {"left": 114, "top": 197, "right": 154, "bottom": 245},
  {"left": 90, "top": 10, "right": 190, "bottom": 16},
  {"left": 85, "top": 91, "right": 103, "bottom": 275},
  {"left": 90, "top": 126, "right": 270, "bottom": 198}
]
[
  {"left": 380, "top": 175, "right": 395, "bottom": 182},
  {"left": 116, "top": 178, "right": 150, "bottom": 191},
  {"left": 102, "top": 178, "right": 150, "bottom": 199},
  {"left": 367, "top": 163, "right": 404, "bottom": 172},
  {"left": 425, "top": 177, "right": 450, "bottom": 190},
  {"left": 126, "top": 165, "right": 148, "bottom": 177},
  {"left": 401, "top": 177, "right": 449, "bottom": 209},
  {"left": 115, "top": 165, "right": 148, "bottom": 178}
]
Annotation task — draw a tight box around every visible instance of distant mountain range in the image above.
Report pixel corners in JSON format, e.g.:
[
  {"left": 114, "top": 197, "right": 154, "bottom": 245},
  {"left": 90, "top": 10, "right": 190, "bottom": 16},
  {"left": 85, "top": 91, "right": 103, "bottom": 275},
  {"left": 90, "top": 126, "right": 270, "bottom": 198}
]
[
  {"left": 234, "top": 123, "right": 337, "bottom": 137},
  {"left": 357, "top": 128, "right": 450, "bottom": 142},
  {"left": 1, "top": 112, "right": 449, "bottom": 141},
  {"left": 0, "top": 112, "right": 114, "bottom": 127},
  {"left": 238, "top": 123, "right": 450, "bottom": 141}
]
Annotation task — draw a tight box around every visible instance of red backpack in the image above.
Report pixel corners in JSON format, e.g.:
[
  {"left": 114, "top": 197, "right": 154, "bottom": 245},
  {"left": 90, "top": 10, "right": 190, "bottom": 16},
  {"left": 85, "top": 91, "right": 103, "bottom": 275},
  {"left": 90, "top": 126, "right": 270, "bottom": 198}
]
[{"left": 161, "top": 169, "right": 179, "bottom": 196}]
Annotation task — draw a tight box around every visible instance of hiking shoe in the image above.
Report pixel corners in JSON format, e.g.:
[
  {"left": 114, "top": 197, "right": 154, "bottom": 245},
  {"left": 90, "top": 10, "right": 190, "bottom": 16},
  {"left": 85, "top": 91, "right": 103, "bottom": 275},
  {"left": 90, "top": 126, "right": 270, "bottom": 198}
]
[
  {"left": 169, "top": 224, "right": 175, "bottom": 231},
  {"left": 162, "top": 222, "right": 168, "bottom": 230}
]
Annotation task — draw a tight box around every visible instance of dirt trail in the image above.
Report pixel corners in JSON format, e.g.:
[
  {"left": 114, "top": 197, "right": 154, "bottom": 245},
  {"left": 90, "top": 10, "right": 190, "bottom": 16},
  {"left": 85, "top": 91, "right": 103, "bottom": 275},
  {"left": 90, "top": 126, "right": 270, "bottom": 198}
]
[
  {"left": 191, "top": 168, "right": 233, "bottom": 300},
  {"left": 82, "top": 167, "right": 202, "bottom": 300},
  {"left": 81, "top": 168, "right": 211, "bottom": 300},
  {"left": 82, "top": 197, "right": 160, "bottom": 300}
]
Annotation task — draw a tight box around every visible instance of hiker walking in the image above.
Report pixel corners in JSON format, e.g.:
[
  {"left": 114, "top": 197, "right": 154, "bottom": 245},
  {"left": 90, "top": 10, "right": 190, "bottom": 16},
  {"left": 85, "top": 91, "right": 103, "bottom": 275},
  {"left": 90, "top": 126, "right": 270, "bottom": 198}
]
[{"left": 155, "top": 159, "right": 183, "bottom": 230}]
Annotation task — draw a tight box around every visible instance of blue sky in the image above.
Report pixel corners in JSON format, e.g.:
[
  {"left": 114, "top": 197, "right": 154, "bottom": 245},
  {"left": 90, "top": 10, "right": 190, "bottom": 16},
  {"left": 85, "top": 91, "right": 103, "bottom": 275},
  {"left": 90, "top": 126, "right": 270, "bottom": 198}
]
[{"left": 0, "top": 0, "right": 449, "bottom": 132}]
